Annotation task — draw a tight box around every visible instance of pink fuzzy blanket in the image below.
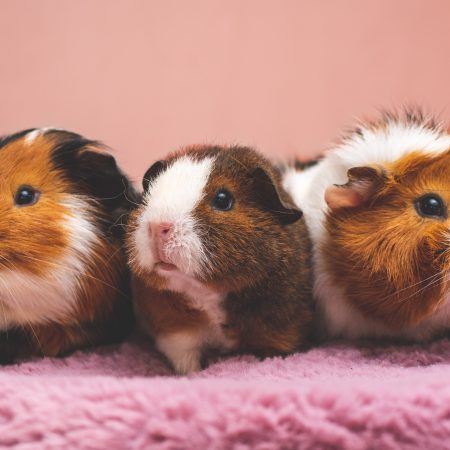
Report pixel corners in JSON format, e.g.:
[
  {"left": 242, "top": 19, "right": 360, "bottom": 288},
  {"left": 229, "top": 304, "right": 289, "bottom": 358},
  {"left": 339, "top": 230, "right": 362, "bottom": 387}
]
[{"left": 2, "top": 334, "right": 450, "bottom": 450}]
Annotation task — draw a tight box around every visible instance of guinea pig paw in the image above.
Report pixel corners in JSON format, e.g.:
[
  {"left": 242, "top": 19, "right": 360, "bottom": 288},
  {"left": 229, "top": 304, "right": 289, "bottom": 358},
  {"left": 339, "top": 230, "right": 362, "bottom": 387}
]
[
  {"left": 156, "top": 333, "right": 202, "bottom": 375},
  {"left": 170, "top": 351, "right": 202, "bottom": 375}
]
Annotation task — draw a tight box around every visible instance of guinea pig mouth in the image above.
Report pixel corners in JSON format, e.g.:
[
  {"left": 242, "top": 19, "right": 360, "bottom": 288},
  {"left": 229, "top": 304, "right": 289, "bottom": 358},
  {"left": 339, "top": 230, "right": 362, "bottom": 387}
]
[
  {"left": 145, "top": 222, "right": 205, "bottom": 277},
  {"left": 154, "top": 262, "right": 178, "bottom": 272},
  {"left": 153, "top": 243, "right": 200, "bottom": 277},
  {"left": 153, "top": 240, "right": 180, "bottom": 272}
]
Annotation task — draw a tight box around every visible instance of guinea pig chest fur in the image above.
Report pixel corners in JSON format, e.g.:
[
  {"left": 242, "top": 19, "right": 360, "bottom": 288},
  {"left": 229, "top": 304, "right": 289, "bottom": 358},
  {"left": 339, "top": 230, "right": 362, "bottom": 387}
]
[
  {"left": 0, "top": 128, "right": 138, "bottom": 361},
  {"left": 283, "top": 110, "right": 450, "bottom": 342},
  {"left": 127, "top": 145, "right": 313, "bottom": 374}
]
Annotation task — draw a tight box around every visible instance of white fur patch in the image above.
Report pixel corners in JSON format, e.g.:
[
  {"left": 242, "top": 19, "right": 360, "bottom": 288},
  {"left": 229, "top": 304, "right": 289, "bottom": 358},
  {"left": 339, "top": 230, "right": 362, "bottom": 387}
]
[
  {"left": 25, "top": 129, "right": 42, "bottom": 144},
  {"left": 133, "top": 156, "right": 215, "bottom": 276},
  {"left": 164, "top": 270, "right": 227, "bottom": 326},
  {"left": 157, "top": 331, "right": 203, "bottom": 374},
  {"left": 25, "top": 127, "right": 65, "bottom": 144},
  {"left": 153, "top": 269, "right": 234, "bottom": 374},
  {"left": 283, "top": 120, "right": 450, "bottom": 341},
  {"left": 0, "top": 196, "right": 99, "bottom": 329},
  {"left": 316, "top": 279, "right": 450, "bottom": 342}
]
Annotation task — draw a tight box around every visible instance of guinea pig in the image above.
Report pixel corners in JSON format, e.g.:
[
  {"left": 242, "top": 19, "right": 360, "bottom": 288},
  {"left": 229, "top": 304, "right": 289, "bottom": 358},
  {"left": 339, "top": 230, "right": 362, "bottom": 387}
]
[
  {"left": 283, "top": 109, "right": 450, "bottom": 342},
  {"left": 0, "top": 127, "right": 138, "bottom": 361},
  {"left": 126, "top": 145, "right": 313, "bottom": 374}
]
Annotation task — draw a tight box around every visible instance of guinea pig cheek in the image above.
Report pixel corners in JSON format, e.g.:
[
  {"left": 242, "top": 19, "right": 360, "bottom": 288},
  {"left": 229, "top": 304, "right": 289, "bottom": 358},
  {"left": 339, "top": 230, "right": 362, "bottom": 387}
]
[
  {"left": 0, "top": 195, "right": 99, "bottom": 326},
  {"left": 437, "top": 230, "right": 450, "bottom": 303},
  {"left": 130, "top": 207, "right": 159, "bottom": 272},
  {"left": 0, "top": 198, "right": 68, "bottom": 277}
]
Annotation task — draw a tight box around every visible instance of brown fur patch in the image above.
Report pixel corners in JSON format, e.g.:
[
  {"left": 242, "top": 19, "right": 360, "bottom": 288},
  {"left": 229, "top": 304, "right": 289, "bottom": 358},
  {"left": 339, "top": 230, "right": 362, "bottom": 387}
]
[
  {"left": 133, "top": 276, "right": 210, "bottom": 336},
  {"left": 324, "top": 150, "right": 450, "bottom": 329}
]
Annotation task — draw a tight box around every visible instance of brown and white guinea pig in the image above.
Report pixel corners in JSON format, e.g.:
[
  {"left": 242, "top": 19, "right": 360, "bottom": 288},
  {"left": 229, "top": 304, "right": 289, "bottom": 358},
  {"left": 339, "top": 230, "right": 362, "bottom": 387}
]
[
  {"left": 0, "top": 127, "right": 138, "bottom": 362},
  {"left": 283, "top": 109, "right": 450, "bottom": 342},
  {"left": 126, "top": 145, "right": 313, "bottom": 374}
]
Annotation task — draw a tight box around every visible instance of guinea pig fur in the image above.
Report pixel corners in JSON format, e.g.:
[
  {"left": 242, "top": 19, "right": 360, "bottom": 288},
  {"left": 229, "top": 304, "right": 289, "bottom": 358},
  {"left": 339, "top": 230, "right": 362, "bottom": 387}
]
[
  {"left": 127, "top": 145, "right": 313, "bottom": 374},
  {"left": 283, "top": 109, "right": 450, "bottom": 342},
  {"left": 0, "top": 128, "right": 138, "bottom": 361}
]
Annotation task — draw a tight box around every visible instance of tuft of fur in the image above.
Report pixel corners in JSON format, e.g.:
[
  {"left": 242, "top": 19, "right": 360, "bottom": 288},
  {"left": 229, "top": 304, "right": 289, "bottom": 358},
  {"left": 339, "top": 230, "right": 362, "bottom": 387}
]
[{"left": 127, "top": 145, "right": 313, "bottom": 374}]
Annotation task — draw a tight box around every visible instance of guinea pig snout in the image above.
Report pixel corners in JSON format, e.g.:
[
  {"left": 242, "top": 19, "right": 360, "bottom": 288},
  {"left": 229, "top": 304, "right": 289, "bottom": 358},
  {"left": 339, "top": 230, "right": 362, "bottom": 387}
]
[
  {"left": 148, "top": 222, "right": 174, "bottom": 263},
  {"left": 149, "top": 222, "right": 173, "bottom": 242}
]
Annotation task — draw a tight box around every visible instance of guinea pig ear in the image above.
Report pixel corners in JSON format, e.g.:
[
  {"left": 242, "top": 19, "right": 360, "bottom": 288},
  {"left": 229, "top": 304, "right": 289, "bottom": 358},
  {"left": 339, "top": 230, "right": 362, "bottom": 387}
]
[
  {"left": 251, "top": 167, "right": 303, "bottom": 224},
  {"left": 73, "top": 146, "right": 141, "bottom": 237},
  {"left": 59, "top": 143, "right": 139, "bottom": 215},
  {"left": 325, "top": 165, "right": 387, "bottom": 211},
  {"left": 143, "top": 160, "right": 166, "bottom": 192},
  {"left": 75, "top": 146, "right": 132, "bottom": 199}
]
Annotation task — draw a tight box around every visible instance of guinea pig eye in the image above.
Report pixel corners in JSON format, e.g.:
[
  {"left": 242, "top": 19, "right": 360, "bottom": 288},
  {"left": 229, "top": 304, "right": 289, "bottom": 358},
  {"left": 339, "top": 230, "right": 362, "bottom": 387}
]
[
  {"left": 212, "top": 189, "right": 234, "bottom": 211},
  {"left": 415, "top": 194, "right": 446, "bottom": 219},
  {"left": 14, "top": 186, "right": 40, "bottom": 207}
]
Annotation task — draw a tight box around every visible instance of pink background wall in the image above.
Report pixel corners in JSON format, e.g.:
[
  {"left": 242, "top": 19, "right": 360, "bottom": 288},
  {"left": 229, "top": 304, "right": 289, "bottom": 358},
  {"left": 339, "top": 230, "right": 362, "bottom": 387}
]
[{"left": 1, "top": 0, "right": 450, "bottom": 182}]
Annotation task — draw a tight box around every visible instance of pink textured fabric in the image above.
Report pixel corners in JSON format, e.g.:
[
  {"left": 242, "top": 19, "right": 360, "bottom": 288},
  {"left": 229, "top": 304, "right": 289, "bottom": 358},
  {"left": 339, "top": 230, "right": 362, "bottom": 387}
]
[{"left": 1, "top": 335, "right": 450, "bottom": 449}]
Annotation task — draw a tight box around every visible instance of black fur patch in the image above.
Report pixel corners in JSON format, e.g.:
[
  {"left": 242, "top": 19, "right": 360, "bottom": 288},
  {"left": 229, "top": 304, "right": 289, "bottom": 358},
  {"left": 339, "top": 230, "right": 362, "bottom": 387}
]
[
  {"left": 0, "top": 128, "right": 37, "bottom": 150},
  {"left": 49, "top": 130, "right": 140, "bottom": 240},
  {"left": 292, "top": 157, "right": 321, "bottom": 171}
]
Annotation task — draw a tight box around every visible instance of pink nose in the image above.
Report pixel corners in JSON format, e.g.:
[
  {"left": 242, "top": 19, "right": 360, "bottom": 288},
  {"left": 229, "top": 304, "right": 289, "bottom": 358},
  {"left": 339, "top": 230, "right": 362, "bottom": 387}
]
[{"left": 149, "top": 222, "right": 173, "bottom": 243}]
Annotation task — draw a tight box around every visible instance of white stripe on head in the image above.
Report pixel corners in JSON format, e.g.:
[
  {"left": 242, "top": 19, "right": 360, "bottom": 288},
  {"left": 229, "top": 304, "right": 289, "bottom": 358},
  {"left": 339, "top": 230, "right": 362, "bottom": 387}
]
[
  {"left": 25, "top": 127, "right": 67, "bottom": 144},
  {"left": 133, "top": 155, "right": 215, "bottom": 276},
  {"left": 332, "top": 121, "right": 450, "bottom": 170}
]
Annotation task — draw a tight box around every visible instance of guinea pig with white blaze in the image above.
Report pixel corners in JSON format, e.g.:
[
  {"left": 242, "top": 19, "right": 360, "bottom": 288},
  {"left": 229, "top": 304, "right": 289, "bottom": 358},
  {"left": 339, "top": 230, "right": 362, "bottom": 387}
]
[
  {"left": 127, "top": 145, "right": 313, "bottom": 374},
  {"left": 0, "top": 128, "right": 138, "bottom": 361},
  {"left": 283, "top": 110, "right": 450, "bottom": 342}
]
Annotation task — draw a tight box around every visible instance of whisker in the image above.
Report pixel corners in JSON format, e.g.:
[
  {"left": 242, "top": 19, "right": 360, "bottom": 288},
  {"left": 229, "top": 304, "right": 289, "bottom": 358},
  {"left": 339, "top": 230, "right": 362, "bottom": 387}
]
[
  {"left": 104, "top": 244, "right": 126, "bottom": 265},
  {"left": 112, "top": 213, "right": 128, "bottom": 225},
  {"left": 386, "top": 271, "right": 447, "bottom": 306},
  {"left": 121, "top": 179, "right": 140, "bottom": 206},
  {"left": 373, "top": 271, "right": 443, "bottom": 304}
]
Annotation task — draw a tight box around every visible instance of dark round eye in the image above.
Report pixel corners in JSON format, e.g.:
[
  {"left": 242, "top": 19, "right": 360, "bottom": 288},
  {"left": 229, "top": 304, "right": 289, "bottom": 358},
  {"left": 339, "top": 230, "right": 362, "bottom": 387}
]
[
  {"left": 14, "top": 186, "right": 40, "bottom": 207},
  {"left": 212, "top": 189, "right": 233, "bottom": 211},
  {"left": 415, "top": 194, "right": 446, "bottom": 219}
]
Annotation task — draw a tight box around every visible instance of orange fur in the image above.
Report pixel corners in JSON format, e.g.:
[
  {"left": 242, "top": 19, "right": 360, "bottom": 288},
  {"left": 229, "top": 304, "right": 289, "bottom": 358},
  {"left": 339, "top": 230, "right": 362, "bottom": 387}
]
[
  {"left": 0, "top": 130, "right": 135, "bottom": 360},
  {"left": 0, "top": 136, "right": 71, "bottom": 276},
  {"left": 324, "top": 150, "right": 450, "bottom": 329}
]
